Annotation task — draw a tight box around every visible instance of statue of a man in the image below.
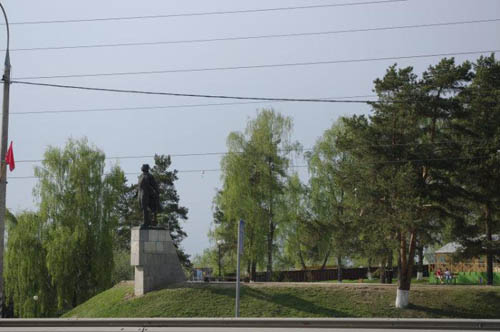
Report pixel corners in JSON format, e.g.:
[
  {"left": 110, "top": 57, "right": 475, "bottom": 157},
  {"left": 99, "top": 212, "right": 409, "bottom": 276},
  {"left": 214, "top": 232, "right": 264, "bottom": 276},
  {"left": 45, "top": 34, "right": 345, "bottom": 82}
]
[{"left": 138, "top": 164, "right": 160, "bottom": 228}]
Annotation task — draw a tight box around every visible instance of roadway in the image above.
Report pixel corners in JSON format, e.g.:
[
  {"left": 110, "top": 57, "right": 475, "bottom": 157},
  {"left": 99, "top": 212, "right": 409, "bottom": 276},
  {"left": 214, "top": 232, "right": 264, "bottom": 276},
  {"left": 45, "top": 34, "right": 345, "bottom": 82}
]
[{"left": 0, "top": 318, "right": 499, "bottom": 332}]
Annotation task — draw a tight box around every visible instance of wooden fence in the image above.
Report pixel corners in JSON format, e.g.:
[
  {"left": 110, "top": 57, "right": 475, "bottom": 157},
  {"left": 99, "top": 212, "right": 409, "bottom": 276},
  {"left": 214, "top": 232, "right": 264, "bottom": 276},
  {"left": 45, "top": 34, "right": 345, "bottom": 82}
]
[{"left": 252, "top": 265, "right": 429, "bottom": 282}]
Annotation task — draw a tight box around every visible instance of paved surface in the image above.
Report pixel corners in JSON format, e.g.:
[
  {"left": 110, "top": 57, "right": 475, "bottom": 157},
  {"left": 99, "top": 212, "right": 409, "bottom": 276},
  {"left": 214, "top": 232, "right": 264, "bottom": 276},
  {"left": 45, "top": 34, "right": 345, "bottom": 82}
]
[
  {"left": 1, "top": 318, "right": 499, "bottom": 332},
  {"left": 0, "top": 328, "right": 491, "bottom": 332}
]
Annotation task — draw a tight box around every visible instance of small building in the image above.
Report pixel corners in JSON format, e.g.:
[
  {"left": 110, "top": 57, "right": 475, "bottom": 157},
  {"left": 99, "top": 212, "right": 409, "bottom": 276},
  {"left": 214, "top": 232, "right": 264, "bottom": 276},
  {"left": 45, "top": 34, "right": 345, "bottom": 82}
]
[
  {"left": 192, "top": 267, "right": 213, "bottom": 281},
  {"left": 429, "top": 239, "right": 500, "bottom": 284}
]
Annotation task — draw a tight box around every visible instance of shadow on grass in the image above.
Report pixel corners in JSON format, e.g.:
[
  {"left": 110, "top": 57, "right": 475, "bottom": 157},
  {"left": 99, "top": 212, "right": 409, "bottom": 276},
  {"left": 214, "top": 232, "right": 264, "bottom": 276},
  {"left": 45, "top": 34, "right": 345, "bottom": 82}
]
[
  {"left": 246, "top": 287, "right": 349, "bottom": 317},
  {"left": 202, "top": 285, "right": 348, "bottom": 317},
  {"left": 408, "top": 291, "right": 500, "bottom": 319}
]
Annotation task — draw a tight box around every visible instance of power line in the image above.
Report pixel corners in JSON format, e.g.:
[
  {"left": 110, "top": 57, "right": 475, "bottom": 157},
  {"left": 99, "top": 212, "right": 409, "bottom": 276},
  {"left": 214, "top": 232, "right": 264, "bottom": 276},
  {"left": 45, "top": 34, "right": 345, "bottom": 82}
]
[
  {"left": 13, "top": 50, "right": 499, "bottom": 80},
  {"left": 11, "top": 81, "right": 377, "bottom": 103},
  {"left": 10, "top": 95, "right": 377, "bottom": 115},
  {"left": 2, "top": 1, "right": 407, "bottom": 26},
  {"left": 6, "top": 18, "right": 499, "bottom": 53},
  {"left": 8, "top": 155, "right": 496, "bottom": 180},
  {"left": 14, "top": 142, "right": 496, "bottom": 164},
  {"left": 8, "top": 165, "right": 310, "bottom": 179},
  {"left": 15, "top": 150, "right": 312, "bottom": 164}
]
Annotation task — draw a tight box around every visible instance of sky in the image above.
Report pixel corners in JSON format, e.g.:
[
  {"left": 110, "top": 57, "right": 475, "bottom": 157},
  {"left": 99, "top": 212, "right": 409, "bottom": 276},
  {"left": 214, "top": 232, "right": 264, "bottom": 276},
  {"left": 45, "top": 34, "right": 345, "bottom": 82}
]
[{"left": 0, "top": 0, "right": 498, "bottom": 258}]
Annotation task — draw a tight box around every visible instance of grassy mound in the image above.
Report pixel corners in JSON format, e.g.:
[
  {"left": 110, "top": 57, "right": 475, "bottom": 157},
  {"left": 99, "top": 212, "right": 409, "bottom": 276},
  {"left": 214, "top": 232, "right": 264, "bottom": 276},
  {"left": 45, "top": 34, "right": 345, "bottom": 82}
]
[{"left": 63, "top": 282, "right": 500, "bottom": 319}]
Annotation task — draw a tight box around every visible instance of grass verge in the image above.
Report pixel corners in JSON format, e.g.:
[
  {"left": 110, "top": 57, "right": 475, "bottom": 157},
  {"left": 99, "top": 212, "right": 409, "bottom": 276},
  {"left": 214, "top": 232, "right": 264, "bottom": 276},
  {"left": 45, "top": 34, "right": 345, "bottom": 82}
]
[{"left": 63, "top": 281, "right": 500, "bottom": 319}]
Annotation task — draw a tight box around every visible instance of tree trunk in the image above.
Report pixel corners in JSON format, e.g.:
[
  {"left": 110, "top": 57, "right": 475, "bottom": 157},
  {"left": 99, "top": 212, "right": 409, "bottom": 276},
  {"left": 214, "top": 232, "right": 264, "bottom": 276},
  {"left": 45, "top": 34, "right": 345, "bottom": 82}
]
[
  {"left": 266, "top": 221, "right": 274, "bottom": 281},
  {"left": 337, "top": 255, "right": 342, "bottom": 283},
  {"left": 386, "top": 251, "right": 393, "bottom": 284},
  {"left": 246, "top": 261, "right": 251, "bottom": 279},
  {"left": 298, "top": 248, "right": 307, "bottom": 270},
  {"left": 417, "top": 245, "right": 424, "bottom": 281},
  {"left": 380, "top": 258, "right": 386, "bottom": 284},
  {"left": 367, "top": 257, "right": 373, "bottom": 280},
  {"left": 395, "top": 230, "right": 417, "bottom": 309},
  {"left": 485, "top": 204, "right": 493, "bottom": 286},
  {"left": 251, "top": 261, "right": 256, "bottom": 282},
  {"left": 397, "top": 249, "right": 402, "bottom": 282},
  {"left": 266, "top": 157, "right": 274, "bottom": 282},
  {"left": 320, "top": 248, "right": 331, "bottom": 270}
]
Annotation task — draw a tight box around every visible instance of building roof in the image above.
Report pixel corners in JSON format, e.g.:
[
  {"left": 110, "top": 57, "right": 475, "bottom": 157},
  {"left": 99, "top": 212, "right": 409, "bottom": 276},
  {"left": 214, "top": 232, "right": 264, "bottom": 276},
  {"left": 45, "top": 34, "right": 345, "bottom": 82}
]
[
  {"left": 436, "top": 235, "right": 499, "bottom": 254},
  {"left": 435, "top": 242, "right": 462, "bottom": 254}
]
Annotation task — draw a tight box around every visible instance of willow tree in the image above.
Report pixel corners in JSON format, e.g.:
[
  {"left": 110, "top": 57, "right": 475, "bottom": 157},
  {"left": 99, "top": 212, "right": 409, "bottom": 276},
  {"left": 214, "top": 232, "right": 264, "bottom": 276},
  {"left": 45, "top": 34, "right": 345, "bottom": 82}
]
[
  {"left": 34, "top": 138, "right": 126, "bottom": 310},
  {"left": 5, "top": 212, "right": 56, "bottom": 317},
  {"left": 278, "top": 174, "right": 323, "bottom": 271},
  {"left": 307, "top": 121, "right": 360, "bottom": 281},
  {"left": 217, "top": 109, "right": 299, "bottom": 280}
]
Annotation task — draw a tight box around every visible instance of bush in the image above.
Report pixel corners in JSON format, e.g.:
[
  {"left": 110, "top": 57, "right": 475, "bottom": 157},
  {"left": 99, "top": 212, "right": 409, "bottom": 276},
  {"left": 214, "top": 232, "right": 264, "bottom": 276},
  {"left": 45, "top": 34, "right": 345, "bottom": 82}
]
[{"left": 112, "top": 250, "right": 133, "bottom": 285}]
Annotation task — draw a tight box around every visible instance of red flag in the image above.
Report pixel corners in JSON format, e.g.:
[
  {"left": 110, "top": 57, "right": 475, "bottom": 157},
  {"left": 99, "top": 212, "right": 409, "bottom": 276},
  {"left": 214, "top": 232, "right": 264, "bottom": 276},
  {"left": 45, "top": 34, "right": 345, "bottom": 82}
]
[{"left": 5, "top": 141, "right": 14, "bottom": 171}]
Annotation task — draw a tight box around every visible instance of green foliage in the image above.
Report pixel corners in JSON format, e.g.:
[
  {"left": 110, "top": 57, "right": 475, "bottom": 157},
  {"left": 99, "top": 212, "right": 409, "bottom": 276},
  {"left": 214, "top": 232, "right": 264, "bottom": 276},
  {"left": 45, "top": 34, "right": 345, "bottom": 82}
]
[
  {"left": 33, "top": 138, "right": 126, "bottom": 310},
  {"left": 5, "top": 212, "right": 55, "bottom": 317},
  {"left": 449, "top": 55, "right": 500, "bottom": 280},
  {"left": 277, "top": 174, "right": 317, "bottom": 270},
  {"left": 306, "top": 121, "right": 359, "bottom": 273},
  {"left": 111, "top": 250, "right": 134, "bottom": 285},
  {"left": 115, "top": 155, "right": 191, "bottom": 268},
  {"left": 215, "top": 109, "right": 300, "bottom": 279},
  {"left": 192, "top": 248, "right": 218, "bottom": 270}
]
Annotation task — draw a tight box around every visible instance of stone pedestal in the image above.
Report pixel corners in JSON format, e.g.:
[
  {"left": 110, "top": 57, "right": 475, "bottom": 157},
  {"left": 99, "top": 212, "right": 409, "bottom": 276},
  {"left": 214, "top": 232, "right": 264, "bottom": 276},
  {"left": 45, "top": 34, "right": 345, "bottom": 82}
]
[{"left": 131, "top": 227, "right": 186, "bottom": 296}]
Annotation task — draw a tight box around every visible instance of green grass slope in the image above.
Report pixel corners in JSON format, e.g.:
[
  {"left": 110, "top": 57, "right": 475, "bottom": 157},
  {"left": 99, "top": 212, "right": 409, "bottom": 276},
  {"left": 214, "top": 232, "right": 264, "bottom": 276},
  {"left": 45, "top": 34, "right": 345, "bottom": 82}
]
[{"left": 63, "top": 282, "right": 500, "bottom": 319}]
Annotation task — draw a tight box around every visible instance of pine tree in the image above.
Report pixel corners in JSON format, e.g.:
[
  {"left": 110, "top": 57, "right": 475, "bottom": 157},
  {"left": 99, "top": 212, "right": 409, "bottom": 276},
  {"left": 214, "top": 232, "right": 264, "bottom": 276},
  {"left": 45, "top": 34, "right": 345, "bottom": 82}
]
[
  {"left": 116, "top": 155, "right": 191, "bottom": 268},
  {"left": 450, "top": 55, "right": 500, "bottom": 285}
]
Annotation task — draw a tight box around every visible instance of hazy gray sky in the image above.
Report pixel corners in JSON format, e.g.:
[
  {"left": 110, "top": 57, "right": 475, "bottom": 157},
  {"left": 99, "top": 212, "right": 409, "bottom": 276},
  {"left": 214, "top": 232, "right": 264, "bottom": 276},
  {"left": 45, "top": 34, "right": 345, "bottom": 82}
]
[{"left": 1, "top": 0, "right": 498, "bottom": 257}]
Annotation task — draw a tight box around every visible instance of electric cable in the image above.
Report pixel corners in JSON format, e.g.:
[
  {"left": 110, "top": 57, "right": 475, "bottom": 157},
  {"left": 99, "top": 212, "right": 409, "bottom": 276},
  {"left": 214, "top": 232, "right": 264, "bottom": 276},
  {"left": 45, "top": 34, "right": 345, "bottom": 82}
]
[
  {"left": 10, "top": 95, "right": 377, "bottom": 115},
  {"left": 13, "top": 50, "right": 499, "bottom": 81},
  {"left": 3, "top": 1, "right": 407, "bottom": 26},
  {"left": 11, "top": 81, "right": 378, "bottom": 103},
  {"left": 8, "top": 155, "right": 495, "bottom": 180},
  {"left": 14, "top": 142, "right": 497, "bottom": 164},
  {"left": 6, "top": 18, "right": 498, "bottom": 53}
]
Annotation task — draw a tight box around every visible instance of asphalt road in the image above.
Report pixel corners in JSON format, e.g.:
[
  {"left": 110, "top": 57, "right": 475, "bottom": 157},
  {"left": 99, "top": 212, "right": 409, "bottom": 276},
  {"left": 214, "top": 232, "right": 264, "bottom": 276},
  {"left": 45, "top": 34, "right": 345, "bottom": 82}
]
[
  {"left": 0, "top": 328, "right": 492, "bottom": 332},
  {"left": 1, "top": 318, "right": 499, "bottom": 332}
]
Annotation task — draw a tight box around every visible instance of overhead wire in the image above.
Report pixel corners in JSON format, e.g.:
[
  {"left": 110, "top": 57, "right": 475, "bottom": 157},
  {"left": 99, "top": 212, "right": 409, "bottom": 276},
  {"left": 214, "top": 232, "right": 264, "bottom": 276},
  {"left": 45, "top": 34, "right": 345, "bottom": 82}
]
[
  {"left": 2, "top": 0, "right": 407, "bottom": 26},
  {"left": 13, "top": 50, "right": 499, "bottom": 81},
  {"left": 10, "top": 94, "right": 377, "bottom": 115},
  {"left": 15, "top": 150, "right": 314, "bottom": 164},
  {"left": 14, "top": 142, "right": 497, "bottom": 164},
  {"left": 9, "top": 154, "right": 496, "bottom": 180},
  {"left": 5, "top": 18, "right": 499, "bottom": 53},
  {"left": 10, "top": 81, "right": 379, "bottom": 103}
]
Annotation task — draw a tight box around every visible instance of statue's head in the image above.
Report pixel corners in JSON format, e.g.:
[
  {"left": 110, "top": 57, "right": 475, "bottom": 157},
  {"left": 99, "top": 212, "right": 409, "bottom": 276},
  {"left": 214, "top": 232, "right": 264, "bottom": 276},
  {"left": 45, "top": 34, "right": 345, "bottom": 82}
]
[{"left": 141, "top": 164, "right": 150, "bottom": 173}]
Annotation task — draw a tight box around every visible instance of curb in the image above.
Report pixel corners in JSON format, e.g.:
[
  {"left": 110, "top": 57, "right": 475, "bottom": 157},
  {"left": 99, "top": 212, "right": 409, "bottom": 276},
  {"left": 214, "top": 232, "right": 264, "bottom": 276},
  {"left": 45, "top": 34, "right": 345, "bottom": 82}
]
[{"left": 0, "top": 318, "right": 499, "bottom": 330}]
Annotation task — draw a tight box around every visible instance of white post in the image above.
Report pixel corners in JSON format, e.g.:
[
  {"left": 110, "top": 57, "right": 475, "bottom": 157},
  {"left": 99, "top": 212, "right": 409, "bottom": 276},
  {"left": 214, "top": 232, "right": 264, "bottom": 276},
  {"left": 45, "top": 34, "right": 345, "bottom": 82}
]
[{"left": 235, "top": 219, "right": 244, "bottom": 318}]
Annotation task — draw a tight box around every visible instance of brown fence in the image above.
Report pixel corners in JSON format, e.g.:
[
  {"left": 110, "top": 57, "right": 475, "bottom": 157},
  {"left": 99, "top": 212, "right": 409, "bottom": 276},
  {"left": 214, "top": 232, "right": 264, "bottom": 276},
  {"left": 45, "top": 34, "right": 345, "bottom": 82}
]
[{"left": 252, "top": 265, "right": 429, "bottom": 282}]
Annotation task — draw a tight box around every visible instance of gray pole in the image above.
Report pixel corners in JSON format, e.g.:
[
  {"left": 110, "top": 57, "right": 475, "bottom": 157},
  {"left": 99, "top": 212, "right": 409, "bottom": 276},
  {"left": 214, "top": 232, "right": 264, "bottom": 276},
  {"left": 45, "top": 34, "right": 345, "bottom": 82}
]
[
  {"left": 235, "top": 219, "right": 244, "bottom": 318},
  {"left": 0, "top": 2, "right": 10, "bottom": 318}
]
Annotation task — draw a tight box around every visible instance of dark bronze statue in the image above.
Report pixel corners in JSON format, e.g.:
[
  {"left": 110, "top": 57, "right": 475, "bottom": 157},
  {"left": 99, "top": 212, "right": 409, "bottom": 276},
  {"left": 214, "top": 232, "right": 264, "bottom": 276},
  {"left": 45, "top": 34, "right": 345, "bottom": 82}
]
[{"left": 138, "top": 164, "right": 160, "bottom": 228}]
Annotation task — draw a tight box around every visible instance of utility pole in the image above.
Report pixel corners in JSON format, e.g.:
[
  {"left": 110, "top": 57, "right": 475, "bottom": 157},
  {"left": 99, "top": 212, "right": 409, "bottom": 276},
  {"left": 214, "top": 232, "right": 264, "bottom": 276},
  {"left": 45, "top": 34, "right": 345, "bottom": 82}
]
[{"left": 0, "top": 2, "right": 11, "bottom": 318}]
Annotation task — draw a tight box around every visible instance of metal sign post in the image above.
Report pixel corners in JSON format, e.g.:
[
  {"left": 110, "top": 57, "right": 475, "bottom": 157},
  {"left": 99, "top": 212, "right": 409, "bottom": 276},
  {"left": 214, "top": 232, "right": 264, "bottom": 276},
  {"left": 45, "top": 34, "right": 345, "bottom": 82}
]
[{"left": 235, "top": 219, "right": 244, "bottom": 318}]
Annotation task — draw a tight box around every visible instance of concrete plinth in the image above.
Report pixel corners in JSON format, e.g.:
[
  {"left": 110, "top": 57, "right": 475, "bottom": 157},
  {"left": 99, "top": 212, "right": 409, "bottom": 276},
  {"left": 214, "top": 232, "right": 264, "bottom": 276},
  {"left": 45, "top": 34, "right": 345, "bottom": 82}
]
[{"left": 131, "top": 227, "right": 186, "bottom": 296}]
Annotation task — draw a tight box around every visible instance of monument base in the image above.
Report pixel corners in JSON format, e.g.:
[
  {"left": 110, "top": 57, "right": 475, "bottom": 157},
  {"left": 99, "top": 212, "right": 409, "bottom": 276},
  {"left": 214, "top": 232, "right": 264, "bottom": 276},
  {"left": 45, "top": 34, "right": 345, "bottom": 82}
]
[{"left": 131, "top": 227, "right": 186, "bottom": 296}]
